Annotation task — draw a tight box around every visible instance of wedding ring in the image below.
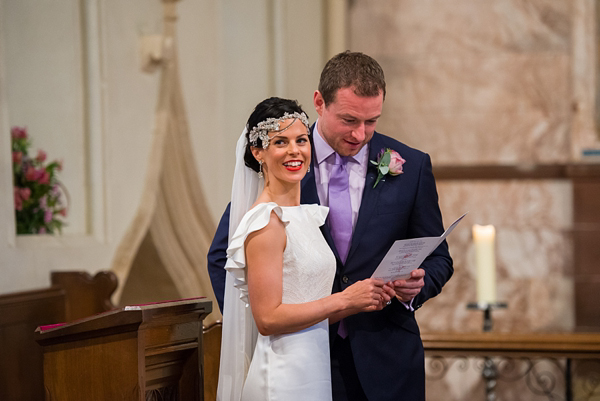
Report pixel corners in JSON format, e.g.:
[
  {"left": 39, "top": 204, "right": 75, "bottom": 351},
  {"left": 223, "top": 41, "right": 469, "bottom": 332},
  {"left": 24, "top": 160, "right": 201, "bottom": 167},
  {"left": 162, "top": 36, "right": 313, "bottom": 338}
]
[{"left": 386, "top": 300, "right": 392, "bottom": 306}]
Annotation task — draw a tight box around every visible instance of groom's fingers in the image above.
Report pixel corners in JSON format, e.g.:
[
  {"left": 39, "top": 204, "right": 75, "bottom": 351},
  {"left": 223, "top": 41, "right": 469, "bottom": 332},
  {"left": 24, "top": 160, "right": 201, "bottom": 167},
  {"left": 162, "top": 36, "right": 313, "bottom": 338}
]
[
  {"left": 392, "top": 279, "right": 423, "bottom": 289},
  {"left": 410, "top": 268, "right": 425, "bottom": 280},
  {"left": 392, "top": 270, "right": 425, "bottom": 301},
  {"left": 393, "top": 269, "right": 425, "bottom": 288},
  {"left": 398, "top": 289, "right": 420, "bottom": 298}
]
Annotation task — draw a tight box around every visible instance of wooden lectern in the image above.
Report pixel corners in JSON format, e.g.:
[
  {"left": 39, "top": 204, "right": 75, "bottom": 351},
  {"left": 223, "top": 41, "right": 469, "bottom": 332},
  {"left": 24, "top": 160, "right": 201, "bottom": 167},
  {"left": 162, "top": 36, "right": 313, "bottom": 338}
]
[{"left": 36, "top": 298, "right": 212, "bottom": 401}]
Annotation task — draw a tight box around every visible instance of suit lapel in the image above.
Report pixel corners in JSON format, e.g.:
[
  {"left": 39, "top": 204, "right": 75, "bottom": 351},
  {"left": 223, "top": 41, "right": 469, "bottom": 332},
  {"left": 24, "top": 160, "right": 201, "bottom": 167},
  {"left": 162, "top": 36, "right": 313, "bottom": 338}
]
[
  {"left": 302, "top": 125, "right": 321, "bottom": 205},
  {"left": 345, "top": 133, "right": 384, "bottom": 263},
  {"left": 301, "top": 168, "right": 319, "bottom": 204}
]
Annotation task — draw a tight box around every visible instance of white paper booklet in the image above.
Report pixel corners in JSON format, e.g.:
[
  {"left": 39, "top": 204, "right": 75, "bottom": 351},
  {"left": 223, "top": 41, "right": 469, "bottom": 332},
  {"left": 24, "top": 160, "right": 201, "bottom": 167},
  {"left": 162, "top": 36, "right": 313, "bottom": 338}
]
[{"left": 371, "top": 213, "right": 467, "bottom": 282}]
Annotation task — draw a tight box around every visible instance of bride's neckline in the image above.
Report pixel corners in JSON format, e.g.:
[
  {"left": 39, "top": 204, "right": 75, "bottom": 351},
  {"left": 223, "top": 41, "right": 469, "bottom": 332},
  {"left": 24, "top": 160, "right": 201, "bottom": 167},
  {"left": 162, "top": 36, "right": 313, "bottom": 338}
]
[{"left": 256, "top": 201, "right": 301, "bottom": 208}]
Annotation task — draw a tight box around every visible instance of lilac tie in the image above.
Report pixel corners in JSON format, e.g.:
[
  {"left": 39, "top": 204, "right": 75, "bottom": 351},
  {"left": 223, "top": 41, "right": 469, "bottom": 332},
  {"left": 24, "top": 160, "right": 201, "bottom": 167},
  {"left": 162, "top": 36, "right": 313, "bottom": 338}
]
[
  {"left": 329, "top": 154, "right": 352, "bottom": 339},
  {"left": 328, "top": 154, "right": 352, "bottom": 263}
]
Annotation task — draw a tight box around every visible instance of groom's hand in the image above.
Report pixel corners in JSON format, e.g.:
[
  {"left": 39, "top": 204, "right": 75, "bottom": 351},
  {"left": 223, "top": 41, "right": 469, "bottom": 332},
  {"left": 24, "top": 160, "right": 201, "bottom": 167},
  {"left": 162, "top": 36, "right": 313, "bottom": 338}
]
[{"left": 392, "top": 268, "right": 425, "bottom": 302}]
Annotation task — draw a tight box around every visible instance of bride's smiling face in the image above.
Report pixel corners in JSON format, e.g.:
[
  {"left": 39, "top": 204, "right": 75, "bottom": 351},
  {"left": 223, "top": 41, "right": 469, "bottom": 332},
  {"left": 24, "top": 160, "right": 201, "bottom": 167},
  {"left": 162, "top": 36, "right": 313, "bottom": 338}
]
[{"left": 252, "top": 118, "right": 311, "bottom": 185}]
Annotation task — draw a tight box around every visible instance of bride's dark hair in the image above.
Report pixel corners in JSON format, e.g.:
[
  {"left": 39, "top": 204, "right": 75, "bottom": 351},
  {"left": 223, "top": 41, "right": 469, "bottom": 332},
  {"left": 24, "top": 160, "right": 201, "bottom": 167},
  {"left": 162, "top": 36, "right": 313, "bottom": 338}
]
[{"left": 244, "top": 97, "right": 309, "bottom": 173}]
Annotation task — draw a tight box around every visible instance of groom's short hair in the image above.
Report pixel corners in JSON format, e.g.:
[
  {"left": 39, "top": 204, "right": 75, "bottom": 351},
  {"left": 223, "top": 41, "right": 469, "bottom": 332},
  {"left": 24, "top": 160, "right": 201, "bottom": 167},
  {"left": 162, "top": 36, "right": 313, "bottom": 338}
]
[{"left": 318, "top": 51, "right": 386, "bottom": 105}]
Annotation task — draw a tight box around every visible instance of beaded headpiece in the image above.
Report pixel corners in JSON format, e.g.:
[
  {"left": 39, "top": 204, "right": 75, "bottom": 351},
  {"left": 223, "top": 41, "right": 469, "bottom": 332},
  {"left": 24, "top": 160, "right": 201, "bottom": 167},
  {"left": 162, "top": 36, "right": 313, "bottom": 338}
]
[{"left": 248, "top": 112, "right": 310, "bottom": 150}]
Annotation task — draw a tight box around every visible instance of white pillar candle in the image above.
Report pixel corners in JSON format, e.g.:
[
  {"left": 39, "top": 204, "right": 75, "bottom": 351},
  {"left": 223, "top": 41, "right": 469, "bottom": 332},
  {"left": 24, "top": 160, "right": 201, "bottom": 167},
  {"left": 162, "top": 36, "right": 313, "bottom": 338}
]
[{"left": 472, "top": 224, "right": 497, "bottom": 305}]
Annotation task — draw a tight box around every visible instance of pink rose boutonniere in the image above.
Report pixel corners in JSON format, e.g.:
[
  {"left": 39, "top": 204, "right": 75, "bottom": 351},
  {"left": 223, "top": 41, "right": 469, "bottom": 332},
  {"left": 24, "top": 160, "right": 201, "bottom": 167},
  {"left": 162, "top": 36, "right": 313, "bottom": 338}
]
[{"left": 370, "top": 148, "right": 405, "bottom": 188}]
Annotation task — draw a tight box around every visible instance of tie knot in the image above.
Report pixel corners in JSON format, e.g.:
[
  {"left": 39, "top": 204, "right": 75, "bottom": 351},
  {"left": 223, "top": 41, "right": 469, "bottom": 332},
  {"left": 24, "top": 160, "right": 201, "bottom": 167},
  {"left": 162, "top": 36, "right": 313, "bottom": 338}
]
[{"left": 334, "top": 153, "right": 348, "bottom": 166}]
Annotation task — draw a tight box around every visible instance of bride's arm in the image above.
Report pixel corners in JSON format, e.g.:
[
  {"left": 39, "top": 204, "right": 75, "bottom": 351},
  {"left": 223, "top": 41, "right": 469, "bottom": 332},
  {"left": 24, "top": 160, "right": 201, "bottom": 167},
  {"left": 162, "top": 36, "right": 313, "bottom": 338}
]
[{"left": 246, "top": 212, "right": 392, "bottom": 336}]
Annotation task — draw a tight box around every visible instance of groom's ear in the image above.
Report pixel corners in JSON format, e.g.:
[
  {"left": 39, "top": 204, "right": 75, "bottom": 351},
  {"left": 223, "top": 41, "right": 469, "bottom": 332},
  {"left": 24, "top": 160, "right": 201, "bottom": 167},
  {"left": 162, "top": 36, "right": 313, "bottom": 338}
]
[{"left": 314, "top": 91, "right": 325, "bottom": 117}]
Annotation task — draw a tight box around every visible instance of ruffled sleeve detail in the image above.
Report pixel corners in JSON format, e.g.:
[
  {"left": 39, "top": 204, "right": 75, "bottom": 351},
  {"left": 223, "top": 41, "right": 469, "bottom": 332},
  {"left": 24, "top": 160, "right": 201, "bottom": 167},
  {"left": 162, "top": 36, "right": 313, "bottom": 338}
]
[
  {"left": 301, "top": 204, "right": 329, "bottom": 227},
  {"left": 225, "top": 202, "right": 290, "bottom": 304}
]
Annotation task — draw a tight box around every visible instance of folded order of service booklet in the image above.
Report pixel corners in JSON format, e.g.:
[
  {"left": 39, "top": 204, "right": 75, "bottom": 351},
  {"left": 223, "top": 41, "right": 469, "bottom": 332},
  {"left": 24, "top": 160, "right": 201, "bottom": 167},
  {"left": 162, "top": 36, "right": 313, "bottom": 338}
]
[{"left": 371, "top": 213, "right": 467, "bottom": 282}]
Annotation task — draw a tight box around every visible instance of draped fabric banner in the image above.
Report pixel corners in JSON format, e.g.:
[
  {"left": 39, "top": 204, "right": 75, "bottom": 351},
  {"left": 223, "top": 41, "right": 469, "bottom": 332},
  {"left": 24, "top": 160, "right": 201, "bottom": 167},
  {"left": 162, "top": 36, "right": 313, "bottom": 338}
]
[{"left": 110, "top": 0, "right": 221, "bottom": 325}]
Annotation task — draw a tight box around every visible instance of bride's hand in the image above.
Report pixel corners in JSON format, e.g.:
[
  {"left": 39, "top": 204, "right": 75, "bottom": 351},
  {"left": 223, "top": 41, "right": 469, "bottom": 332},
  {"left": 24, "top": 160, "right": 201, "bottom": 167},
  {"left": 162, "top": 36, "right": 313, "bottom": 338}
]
[
  {"left": 381, "top": 282, "right": 396, "bottom": 307},
  {"left": 341, "top": 278, "right": 392, "bottom": 312}
]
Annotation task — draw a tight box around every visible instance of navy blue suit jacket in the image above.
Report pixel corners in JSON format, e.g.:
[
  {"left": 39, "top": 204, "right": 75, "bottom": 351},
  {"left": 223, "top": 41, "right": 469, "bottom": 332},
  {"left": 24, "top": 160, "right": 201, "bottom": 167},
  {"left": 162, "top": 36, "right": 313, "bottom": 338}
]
[{"left": 207, "top": 132, "right": 453, "bottom": 401}]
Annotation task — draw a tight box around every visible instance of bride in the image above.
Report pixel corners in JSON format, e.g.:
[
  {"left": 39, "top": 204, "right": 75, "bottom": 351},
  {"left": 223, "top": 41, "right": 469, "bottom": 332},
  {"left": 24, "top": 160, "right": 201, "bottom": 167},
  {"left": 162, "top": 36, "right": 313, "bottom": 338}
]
[{"left": 217, "top": 97, "right": 394, "bottom": 401}]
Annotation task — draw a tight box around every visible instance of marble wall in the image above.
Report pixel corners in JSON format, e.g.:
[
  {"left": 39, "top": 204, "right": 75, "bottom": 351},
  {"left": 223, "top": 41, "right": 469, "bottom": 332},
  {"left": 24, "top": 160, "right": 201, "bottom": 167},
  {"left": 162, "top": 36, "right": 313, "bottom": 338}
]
[
  {"left": 349, "top": 0, "right": 587, "bottom": 334},
  {"left": 428, "top": 180, "right": 573, "bottom": 333},
  {"left": 350, "top": 0, "right": 573, "bottom": 165}
]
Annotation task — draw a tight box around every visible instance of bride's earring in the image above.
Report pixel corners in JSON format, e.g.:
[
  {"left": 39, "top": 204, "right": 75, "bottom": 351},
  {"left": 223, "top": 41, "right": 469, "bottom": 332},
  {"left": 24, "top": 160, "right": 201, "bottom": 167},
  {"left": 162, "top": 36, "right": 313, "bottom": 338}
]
[{"left": 258, "top": 160, "right": 264, "bottom": 179}]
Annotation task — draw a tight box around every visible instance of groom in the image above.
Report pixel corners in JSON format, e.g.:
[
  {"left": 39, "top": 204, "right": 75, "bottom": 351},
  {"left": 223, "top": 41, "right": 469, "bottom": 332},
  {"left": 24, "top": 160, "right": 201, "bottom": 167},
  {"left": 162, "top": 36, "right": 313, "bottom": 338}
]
[{"left": 207, "top": 51, "right": 453, "bottom": 401}]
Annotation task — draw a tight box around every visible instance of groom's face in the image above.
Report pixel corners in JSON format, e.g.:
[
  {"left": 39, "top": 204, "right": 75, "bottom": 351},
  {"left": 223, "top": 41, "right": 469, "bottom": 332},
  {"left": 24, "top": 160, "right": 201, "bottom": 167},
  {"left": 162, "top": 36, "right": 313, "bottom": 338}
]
[{"left": 314, "top": 87, "right": 383, "bottom": 157}]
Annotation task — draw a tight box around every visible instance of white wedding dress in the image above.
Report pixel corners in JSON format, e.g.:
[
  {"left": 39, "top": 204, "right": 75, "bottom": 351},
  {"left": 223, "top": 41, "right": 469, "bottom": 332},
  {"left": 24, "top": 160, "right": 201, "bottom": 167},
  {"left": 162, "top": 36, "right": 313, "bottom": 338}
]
[{"left": 225, "top": 202, "right": 336, "bottom": 401}]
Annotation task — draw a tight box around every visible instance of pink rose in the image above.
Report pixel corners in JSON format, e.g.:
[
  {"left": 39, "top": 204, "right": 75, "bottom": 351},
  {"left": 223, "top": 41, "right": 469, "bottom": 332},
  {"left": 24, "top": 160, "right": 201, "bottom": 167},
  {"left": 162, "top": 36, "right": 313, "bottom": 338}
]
[
  {"left": 371, "top": 148, "right": 406, "bottom": 188},
  {"left": 38, "top": 169, "right": 50, "bottom": 185},
  {"left": 25, "top": 166, "right": 37, "bottom": 181},
  {"left": 12, "top": 151, "right": 23, "bottom": 165},
  {"left": 388, "top": 150, "right": 405, "bottom": 176},
  {"left": 19, "top": 187, "right": 31, "bottom": 201},
  {"left": 13, "top": 188, "right": 23, "bottom": 211},
  {"left": 44, "top": 209, "right": 53, "bottom": 224},
  {"left": 58, "top": 208, "right": 67, "bottom": 217},
  {"left": 36, "top": 150, "right": 47, "bottom": 163},
  {"left": 11, "top": 126, "right": 27, "bottom": 140}
]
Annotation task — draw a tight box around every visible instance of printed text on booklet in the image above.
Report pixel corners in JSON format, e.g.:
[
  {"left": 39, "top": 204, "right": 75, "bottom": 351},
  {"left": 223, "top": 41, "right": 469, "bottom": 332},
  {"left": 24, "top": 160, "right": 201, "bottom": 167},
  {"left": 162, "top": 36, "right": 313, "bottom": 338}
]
[{"left": 371, "top": 213, "right": 467, "bottom": 282}]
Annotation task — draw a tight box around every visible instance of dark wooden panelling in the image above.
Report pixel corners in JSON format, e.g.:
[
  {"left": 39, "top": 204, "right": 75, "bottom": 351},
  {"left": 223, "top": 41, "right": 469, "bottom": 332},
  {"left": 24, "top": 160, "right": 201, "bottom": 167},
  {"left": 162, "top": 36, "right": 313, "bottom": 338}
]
[
  {"left": 0, "top": 271, "right": 117, "bottom": 401},
  {"left": 434, "top": 163, "right": 600, "bottom": 180},
  {"left": 572, "top": 228, "right": 600, "bottom": 276},
  {"left": 203, "top": 322, "right": 222, "bottom": 401},
  {"left": 51, "top": 271, "right": 117, "bottom": 321},
  {"left": 575, "top": 278, "right": 600, "bottom": 331},
  {"left": 572, "top": 179, "right": 600, "bottom": 330},
  {"left": 0, "top": 287, "right": 65, "bottom": 401},
  {"left": 573, "top": 180, "right": 600, "bottom": 225}
]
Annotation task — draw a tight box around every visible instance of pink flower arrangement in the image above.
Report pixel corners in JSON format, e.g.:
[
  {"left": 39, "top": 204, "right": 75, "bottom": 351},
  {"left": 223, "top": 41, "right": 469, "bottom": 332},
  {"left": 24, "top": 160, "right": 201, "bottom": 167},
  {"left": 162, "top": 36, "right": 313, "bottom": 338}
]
[
  {"left": 370, "top": 148, "right": 405, "bottom": 188},
  {"left": 11, "top": 126, "right": 67, "bottom": 234}
]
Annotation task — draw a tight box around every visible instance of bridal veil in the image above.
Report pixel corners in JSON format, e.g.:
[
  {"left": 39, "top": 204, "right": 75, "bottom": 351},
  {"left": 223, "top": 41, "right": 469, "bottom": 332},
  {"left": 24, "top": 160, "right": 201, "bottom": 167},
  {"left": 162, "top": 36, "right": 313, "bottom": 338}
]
[{"left": 216, "top": 129, "right": 262, "bottom": 401}]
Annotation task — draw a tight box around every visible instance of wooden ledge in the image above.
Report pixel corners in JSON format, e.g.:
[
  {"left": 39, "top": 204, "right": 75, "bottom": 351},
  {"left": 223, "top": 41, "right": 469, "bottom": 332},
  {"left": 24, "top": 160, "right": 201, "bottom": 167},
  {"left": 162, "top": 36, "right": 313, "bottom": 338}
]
[{"left": 422, "top": 332, "right": 600, "bottom": 359}]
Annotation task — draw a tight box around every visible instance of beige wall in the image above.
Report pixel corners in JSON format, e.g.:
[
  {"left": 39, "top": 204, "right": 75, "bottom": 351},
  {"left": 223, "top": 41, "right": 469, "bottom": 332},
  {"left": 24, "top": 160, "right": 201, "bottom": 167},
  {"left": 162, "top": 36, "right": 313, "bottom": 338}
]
[{"left": 0, "top": 0, "right": 328, "bottom": 294}]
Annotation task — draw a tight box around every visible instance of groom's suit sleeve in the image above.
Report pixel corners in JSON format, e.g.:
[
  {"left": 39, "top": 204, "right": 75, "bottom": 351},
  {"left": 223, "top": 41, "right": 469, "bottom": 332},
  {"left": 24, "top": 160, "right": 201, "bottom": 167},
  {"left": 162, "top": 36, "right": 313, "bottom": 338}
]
[
  {"left": 207, "top": 203, "right": 230, "bottom": 313},
  {"left": 406, "top": 153, "right": 453, "bottom": 310}
]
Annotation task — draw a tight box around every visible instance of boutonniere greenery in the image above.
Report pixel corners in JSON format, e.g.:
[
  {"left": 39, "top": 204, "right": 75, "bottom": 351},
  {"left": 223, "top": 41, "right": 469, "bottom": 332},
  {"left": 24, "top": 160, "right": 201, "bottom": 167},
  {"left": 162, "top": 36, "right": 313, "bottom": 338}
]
[{"left": 370, "top": 148, "right": 405, "bottom": 188}]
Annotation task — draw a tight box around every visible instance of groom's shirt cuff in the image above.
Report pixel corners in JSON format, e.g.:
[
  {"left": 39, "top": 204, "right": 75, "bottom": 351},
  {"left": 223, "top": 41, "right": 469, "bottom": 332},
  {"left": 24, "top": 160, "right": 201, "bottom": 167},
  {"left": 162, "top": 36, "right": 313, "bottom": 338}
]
[{"left": 400, "top": 298, "right": 414, "bottom": 311}]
